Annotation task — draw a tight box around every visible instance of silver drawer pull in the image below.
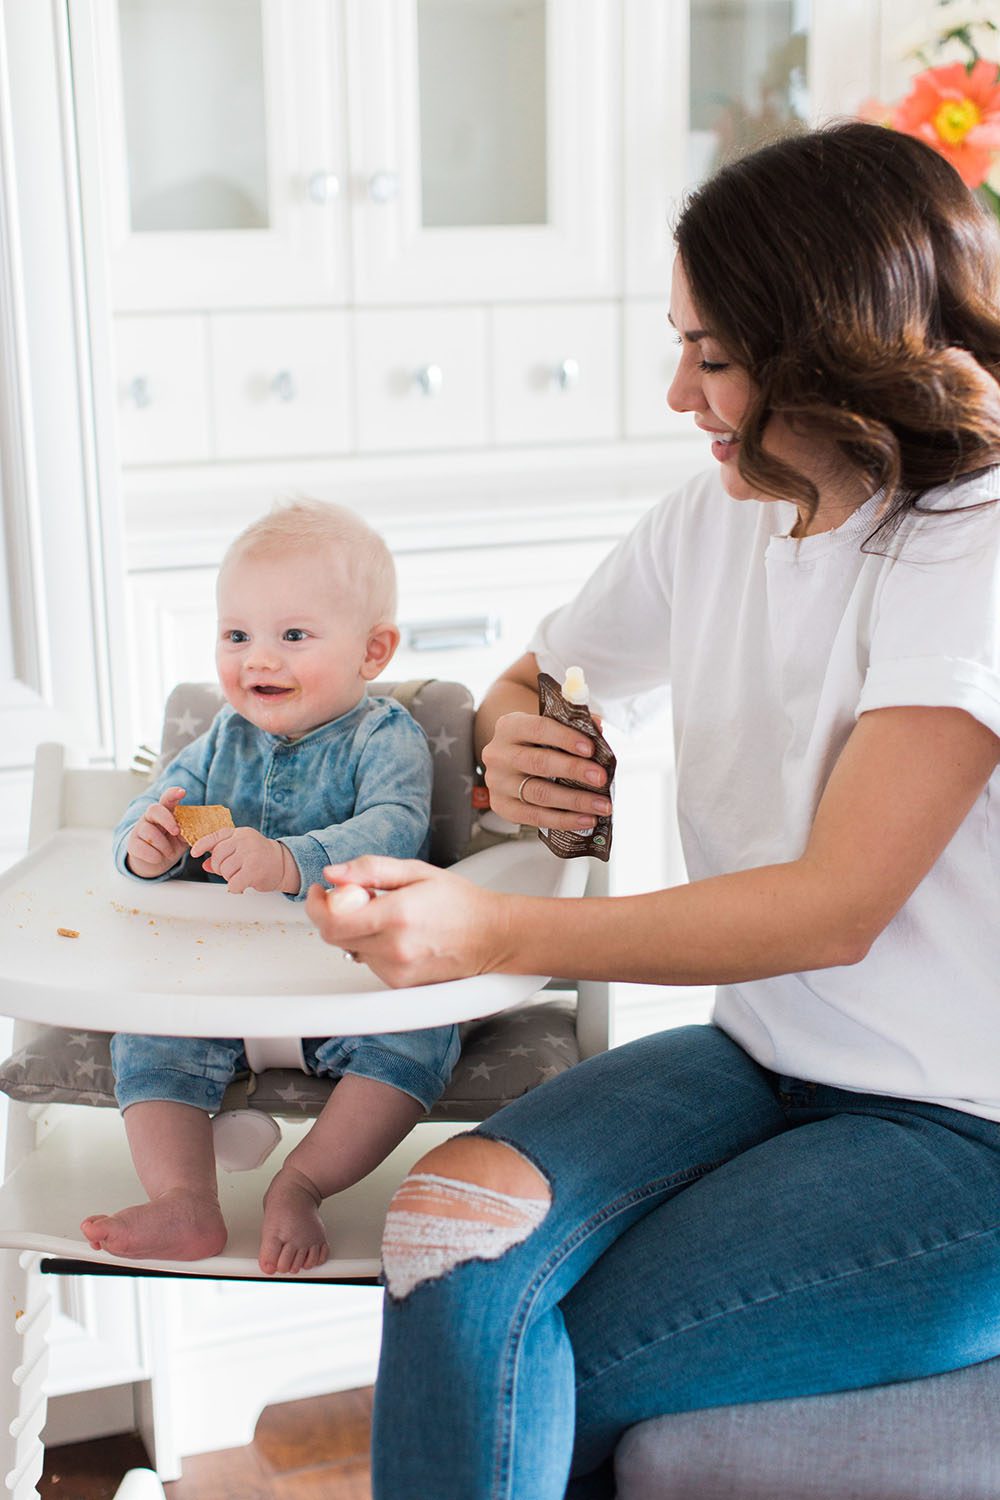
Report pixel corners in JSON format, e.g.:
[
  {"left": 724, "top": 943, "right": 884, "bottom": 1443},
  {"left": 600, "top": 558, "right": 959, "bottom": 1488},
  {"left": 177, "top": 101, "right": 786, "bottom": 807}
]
[
  {"left": 307, "top": 170, "right": 341, "bottom": 204},
  {"left": 413, "top": 363, "right": 444, "bottom": 398},
  {"left": 271, "top": 370, "right": 297, "bottom": 402},
  {"left": 128, "top": 376, "right": 152, "bottom": 409},
  {"left": 552, "top": 357, "right": 580, "bottom": 392},
  {"left": 404, "top": 616, "right": 500, "bottom": 652}
]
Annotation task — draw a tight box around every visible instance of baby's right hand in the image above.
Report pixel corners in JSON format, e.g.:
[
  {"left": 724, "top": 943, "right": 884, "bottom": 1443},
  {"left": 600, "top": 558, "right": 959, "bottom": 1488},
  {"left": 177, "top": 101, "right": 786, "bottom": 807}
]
[{"left": 124, "top": 787, "right": 189, "bottom": 878}]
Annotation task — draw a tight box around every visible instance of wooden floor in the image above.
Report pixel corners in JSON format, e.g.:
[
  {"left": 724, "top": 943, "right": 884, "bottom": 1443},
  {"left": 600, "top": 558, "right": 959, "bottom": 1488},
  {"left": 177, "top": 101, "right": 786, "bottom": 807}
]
[{"left": 39, "top": 1387, "right": 374, "bottom": 1500}]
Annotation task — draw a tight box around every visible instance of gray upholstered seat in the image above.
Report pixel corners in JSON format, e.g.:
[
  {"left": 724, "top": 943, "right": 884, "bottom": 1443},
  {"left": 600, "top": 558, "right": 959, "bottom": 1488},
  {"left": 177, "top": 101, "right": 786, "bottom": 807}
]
[{"left": 615, "top": 1354, "right": 1000, "bottom": 1498}]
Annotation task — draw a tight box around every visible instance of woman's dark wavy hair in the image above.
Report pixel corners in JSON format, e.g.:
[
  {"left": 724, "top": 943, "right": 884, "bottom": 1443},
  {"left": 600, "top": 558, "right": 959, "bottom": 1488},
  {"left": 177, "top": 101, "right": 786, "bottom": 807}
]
[{"left": 674, "top": 121, "right": 1000, "bottom": 546}]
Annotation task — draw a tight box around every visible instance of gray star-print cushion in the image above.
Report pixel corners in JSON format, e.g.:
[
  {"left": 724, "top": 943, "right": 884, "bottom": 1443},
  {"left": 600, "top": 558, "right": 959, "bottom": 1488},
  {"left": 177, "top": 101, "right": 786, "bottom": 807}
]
[
  {"left": 0, "top": 998, "right": 581, "bottom": 1121},
  {"left": 155, "top": 678, "right": 474, "bottom": 867}
]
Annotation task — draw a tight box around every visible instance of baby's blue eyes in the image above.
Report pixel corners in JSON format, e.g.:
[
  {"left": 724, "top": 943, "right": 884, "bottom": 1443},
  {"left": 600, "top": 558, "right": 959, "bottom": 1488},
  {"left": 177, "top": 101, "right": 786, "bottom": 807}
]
[{"left": 222, "top": 628, "right": 309, "bottom": 643}]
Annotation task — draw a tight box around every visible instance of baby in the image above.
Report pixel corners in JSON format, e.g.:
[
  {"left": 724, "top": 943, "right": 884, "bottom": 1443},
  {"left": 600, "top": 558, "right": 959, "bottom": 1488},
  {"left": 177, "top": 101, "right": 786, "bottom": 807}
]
[{"left": 81, "top": 499, "right": 459, "bottom": 1274}]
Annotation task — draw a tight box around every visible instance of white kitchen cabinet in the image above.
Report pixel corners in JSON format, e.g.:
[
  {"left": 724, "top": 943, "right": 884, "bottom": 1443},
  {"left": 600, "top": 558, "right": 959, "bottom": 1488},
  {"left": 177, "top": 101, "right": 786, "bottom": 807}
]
[
  {"left": 623, "top": 0, "right": 884, "bottom": 299},
  {"left": 622, "top": 0, "right": 886, "bottom": 428},
  {"left": 71, "top": 0, "right": 884, "bottom": 468},
  {"left": 492, "top": 303, "right": 620, "bottom": 448},
  {"left": 354, "top": 306, "right": 489, "bottom": 452},
  {"left": 114, "top": 314, "right": 212, "bottom": 465},
  {"left": 210, "top": 310, "right": 353, "bottom": 460},
  {"left": 72, "top": 0, "right": 351, "bottom": 310},
  {"left": 345, "top": 0, "right": 618, "bottom": 304}
]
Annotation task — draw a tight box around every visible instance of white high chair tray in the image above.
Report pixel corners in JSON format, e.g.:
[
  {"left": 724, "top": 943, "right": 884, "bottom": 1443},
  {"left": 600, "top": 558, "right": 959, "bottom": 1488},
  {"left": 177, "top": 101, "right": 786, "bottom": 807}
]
[
  {"left": 0, "top": 827, "right": 587, "bottom": 1277},
  {"left": 0, "top": 829, "right": 588, "bottom": 1036}
]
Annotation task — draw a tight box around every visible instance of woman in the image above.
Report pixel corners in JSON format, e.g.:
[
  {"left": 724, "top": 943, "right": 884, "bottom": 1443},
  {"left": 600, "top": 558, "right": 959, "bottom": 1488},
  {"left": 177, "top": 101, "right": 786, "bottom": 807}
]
[{"left": 306, "top": 122, "right": 1000, "bottom": 1499}]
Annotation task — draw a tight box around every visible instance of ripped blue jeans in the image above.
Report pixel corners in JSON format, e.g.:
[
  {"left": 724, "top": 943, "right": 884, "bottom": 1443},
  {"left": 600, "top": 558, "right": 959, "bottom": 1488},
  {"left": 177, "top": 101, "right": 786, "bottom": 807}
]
[{"left": 371, "top": 1024, "right": 1000, "bottom": 1499}]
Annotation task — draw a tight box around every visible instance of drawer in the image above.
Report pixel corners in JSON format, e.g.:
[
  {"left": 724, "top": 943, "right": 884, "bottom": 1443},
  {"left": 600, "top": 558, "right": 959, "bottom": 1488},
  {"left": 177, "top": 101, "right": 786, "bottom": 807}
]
[
  {"left": 492, "top": 303, "right": 620, "bottom": 446},
  {"left": 114, "top": 315, "right": 211, "bottom": 466},
  {"left": 392, "top": 537, "right": 616, "bottom": 701},
  {"left": 624, "top": 299, "right": 694, "bottom": 439},
  {"left": 354, "top": 308, "right": 489, "bottom": 452},
  {"left": 209, "top": 310, "right": 352, "bottom": 460}
]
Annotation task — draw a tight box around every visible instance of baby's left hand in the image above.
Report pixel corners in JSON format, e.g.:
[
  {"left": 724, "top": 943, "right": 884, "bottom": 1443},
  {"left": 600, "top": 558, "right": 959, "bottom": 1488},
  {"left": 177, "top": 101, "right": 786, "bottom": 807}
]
[{"left": 190, "top": 826, "right": 290, "bottom": 894}]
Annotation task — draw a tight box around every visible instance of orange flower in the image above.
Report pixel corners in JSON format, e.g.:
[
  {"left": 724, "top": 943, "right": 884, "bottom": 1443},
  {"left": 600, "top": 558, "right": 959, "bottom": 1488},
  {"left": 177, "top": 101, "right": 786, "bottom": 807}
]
[{"left": 892, "top": 60, "right": 1000, "bottom": 187}]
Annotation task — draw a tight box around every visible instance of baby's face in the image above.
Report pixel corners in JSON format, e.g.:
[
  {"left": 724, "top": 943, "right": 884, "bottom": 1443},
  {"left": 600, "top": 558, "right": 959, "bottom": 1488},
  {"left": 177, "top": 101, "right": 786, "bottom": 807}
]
[{"left": 216, "top": 546, "right": 378, "bottom": 738}]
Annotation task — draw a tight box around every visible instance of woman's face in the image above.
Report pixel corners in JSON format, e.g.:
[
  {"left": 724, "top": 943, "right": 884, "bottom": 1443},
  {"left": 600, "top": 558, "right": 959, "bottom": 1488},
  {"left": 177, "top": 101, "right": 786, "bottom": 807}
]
[
  {"left": 666, "top": 257, "right": 868, "bottom": 528},
  {"left": 666, "top": 257, "right": 758, "bottom": 501}
]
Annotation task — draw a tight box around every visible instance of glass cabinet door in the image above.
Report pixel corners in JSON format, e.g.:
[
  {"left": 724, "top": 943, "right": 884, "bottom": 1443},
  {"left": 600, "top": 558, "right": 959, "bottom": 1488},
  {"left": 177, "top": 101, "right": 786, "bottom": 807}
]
[
  {"left": 346, "top": 0, "right": 618, "bottom": 303},
  {"left": 624, "top": 0, "right": 882, "bottom": 297},
  {"left": 687, "top": 0, "right": 809, "bottom": 184},
  {"left": 417, "top": 0, "right": 548, "bottom": 230},
  {"left": 623, "top": 0, "right": 882, "bottom": 437},
  {"left": 75, "top": 0, "right": 349, "bottom": 310},
  {"left": 118, "top": 0, "right": 270, "bottom": 234}
]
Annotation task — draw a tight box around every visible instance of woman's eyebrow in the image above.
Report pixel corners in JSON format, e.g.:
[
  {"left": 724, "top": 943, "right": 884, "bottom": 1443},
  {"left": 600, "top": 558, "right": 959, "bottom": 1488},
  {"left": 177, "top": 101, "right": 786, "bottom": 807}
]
[{"left": 666, "top": 312, "right": 709, "bottom": 341}]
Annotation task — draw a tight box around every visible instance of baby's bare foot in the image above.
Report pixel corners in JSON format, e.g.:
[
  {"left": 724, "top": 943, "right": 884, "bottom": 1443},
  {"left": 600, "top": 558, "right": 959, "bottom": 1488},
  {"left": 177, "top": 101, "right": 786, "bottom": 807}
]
[
  {"left": 260, "top": 1164, "right": 329, "bottom": 1275},
  {"left": 80, "top": 1188, "right": 227, "bottom": 1262}
]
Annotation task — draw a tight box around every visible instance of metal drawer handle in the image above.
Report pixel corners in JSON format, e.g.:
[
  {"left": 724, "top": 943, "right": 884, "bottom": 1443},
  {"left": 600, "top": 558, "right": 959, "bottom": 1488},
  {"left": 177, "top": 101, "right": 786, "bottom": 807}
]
[
  {"left": 403, "top": 616, "right": 500, "bottom": 652},
  {"left": 128, "top": 376, "right": 152, "bottom": 409},
  {"left": 552, "top": 357, "right": 580, "bottom": 392},
  {"left": 271, "top": 370, "right": 297, "bottom": 402},
  {"left": 368, "top": 170, "right": 400, "bottom": 204},
  {"left": 307, "top": 170, "right": 341, "bottom": 204},
  {"left": 413, "top": 363, "right": 444, "bottom": 398}
]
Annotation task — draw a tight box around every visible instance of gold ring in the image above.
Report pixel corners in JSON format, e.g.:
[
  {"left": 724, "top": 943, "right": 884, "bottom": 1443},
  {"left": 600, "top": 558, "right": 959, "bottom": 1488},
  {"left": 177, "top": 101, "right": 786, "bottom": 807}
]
[{"left": 516, "top": 775, "right": 533, "bottom": 803}]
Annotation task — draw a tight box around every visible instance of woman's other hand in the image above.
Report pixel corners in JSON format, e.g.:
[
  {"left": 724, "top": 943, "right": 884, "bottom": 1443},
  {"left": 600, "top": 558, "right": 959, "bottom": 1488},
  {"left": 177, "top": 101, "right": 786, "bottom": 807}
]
[
  {"left": 481, "top": 710, "right": 612, "bottom": 830},
  {"left": 304, "top": 857, "right": 511, "bottom": 987}
]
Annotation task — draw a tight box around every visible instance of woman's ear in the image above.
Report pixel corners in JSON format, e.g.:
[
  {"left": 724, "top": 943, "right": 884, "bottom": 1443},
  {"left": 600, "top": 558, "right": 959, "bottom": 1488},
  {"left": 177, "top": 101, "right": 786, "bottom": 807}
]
[{"left": 361, "top": 622, "right": 401, "bottom": 680}]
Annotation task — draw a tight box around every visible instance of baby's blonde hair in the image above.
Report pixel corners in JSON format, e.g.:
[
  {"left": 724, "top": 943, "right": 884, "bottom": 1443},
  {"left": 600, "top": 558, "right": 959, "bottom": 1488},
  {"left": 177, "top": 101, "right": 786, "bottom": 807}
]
[{"left": 222, "top": 497, "right": 397, "bottom": 623}]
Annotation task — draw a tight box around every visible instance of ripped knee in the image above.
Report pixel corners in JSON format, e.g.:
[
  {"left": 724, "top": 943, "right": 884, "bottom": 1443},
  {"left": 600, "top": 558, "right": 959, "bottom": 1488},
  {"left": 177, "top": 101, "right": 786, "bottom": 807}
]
[{"left": 381, "top": 1136, "right": 551, "bottom": 1300}]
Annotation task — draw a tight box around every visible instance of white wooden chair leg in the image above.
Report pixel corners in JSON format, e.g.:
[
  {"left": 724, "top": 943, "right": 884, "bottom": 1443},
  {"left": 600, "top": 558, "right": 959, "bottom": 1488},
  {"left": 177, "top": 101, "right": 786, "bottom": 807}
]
[
  {"left": 0, "top": 1251, "right": 52, "bottom": 1500},
  {"left": 111, "top": 1471, "right": 167, "bottom": 1499}
]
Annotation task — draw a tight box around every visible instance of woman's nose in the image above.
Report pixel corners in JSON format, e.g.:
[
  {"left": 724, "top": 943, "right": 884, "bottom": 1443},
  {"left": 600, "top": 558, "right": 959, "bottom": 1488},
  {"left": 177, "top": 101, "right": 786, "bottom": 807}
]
[{"left": 667, "top": 354, "right": 703, "bottom": 414}]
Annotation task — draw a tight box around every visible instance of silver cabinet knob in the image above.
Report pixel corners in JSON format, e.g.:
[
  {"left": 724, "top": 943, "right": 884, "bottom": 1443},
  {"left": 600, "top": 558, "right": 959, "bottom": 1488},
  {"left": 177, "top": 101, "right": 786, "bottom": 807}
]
[
  {"left": 552, "top": 358, "right": 580, "bottom": 392},
  {"left": 413, "top": 363, "right": 443, "bottom": 398},
  {"left": 368, "top": 170, "right": 400, "bottom": 204},
  {"left": 270, "top": 370, "right": 297, "bottom": 402},
  {"left": 307, "top": 170, "right": 341, "bottom": 204},
  {"left": 127, "top": 376, "right": 151, "bottom": 409}
]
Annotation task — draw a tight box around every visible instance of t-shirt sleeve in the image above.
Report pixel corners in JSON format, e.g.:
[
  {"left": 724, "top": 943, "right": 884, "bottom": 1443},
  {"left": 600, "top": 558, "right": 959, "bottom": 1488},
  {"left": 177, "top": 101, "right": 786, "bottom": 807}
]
[
  {"left": 527, "top": 493, "right": 677, "bottom": 731},
  {"left": 855, "top": 502, "right": 1000, "bottom": 738}
]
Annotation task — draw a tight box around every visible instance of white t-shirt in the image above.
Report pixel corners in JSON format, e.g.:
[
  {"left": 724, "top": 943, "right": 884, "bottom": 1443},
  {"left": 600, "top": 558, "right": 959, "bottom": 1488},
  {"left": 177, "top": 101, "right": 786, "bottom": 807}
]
[{"left": 530, "top": 465, "right": 1000, "bottom": 1119}]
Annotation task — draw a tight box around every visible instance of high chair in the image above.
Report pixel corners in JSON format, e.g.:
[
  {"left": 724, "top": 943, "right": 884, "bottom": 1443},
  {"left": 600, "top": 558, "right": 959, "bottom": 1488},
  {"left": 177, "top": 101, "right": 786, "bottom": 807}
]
[{"left": 0, "top": 679, "right": 602, "bottom": 1499}]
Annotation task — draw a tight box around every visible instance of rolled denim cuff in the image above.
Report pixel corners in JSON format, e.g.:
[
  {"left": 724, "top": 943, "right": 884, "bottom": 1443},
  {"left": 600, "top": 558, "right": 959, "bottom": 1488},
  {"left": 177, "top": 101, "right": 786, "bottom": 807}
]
[
  {"left": 113, "top": 1067, "right": 227, "bottom": 1114},
  {"left": 338, "top": 1044, "right": 454, "bottom": 1113}
]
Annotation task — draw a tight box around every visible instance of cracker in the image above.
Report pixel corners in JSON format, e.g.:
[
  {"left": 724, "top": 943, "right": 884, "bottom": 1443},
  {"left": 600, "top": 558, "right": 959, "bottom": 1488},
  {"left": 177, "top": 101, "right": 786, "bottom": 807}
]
[
  {"left": 57, "top": 927, "right": 80, "bottom": 939},
  {"left": 174, "top": 804, "right": 234, "bottom": 847}
]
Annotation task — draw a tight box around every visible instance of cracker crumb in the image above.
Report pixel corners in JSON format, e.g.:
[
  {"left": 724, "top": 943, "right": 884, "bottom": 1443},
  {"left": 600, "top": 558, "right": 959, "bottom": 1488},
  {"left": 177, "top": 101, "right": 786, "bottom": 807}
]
[{"left": 56, "top": 928, "right": 80, "bottom": 939}]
